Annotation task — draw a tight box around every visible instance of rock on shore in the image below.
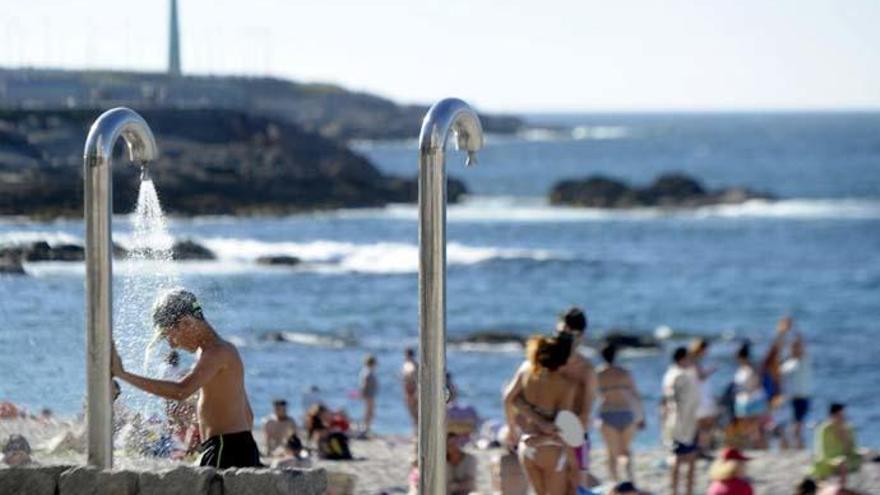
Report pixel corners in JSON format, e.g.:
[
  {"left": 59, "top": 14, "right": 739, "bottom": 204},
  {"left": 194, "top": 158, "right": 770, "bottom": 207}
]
[
  {"left": 171, "top": 240, "right": 216, "bottom": 261},
  {"left": 0, "top": 252, "right": 25, "bottom": 275},
  {"left": 0, "top": 108, "right": 468, "bottom": 217},
  {"left": 550, "top": 173, "right": 773, "bottom": 208}
]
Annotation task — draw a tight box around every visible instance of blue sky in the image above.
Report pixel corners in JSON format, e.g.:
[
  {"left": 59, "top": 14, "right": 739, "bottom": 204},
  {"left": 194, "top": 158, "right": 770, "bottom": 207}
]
[{"left": 3, "top": 0, "right": 879, "bottom": 112}]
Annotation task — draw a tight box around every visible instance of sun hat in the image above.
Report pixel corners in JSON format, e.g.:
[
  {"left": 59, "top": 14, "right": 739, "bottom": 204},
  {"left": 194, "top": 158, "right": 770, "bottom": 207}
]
[{"left": 720, "top": 447, "right": 751, "bottom": 461}]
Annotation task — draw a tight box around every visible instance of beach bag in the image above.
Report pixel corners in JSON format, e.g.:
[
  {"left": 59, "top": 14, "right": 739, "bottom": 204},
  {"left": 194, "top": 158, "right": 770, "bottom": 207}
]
[{"left": 318, "top": 432, "right": 352, "bottom": 460}]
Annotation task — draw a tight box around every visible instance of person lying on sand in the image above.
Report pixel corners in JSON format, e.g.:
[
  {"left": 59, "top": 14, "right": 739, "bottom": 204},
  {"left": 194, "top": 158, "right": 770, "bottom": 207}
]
[{"left": 111, "top": 288, "right": 260, "bottom": 468}]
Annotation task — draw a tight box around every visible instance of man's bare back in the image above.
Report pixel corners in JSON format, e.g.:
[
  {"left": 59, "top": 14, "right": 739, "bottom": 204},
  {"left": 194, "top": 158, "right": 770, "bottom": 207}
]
[{"left": 559, "top": 351, "right": 597, "bottom": 427}]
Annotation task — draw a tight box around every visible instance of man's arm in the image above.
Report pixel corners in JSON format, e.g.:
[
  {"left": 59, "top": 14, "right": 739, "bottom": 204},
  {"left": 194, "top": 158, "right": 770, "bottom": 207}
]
[
  {"left": 112, "top": 344, "right": 224, "bottom": 401},
  {"left": 502, "top": 367, "right": 526, "bottom": 436},
  {"left": 503, "top": 364, "right": 556, "bottom": 433},
  {"left": 581, "top": 360, "right": 598, "bottom": 428},
  {"left": 245, "top": 400, "right": 254, "bottom": 428}
]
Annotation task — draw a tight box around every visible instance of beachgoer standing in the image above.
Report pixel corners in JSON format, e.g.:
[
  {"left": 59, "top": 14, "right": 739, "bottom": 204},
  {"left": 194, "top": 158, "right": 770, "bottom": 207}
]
[
  {"left": 401, "top": 347, "right": 418, "bottom": 429},
  {"left": 782, "top": 332, "right": 813, "bottom": 450},
  {"left": 556, "top": 307, "right": 599, "bottom": 489},
  {"left": 733, "top": 343, "right": 768, "bottom": 449},
  {"left": 662, "top": 346, "right": 700, "bottom": 495},
  {"left": 689, "top": 338, "right": 718, "bottom": 457},
  {"left": 359, "top": 354, "right": 379, "bottom": 436},
  {"left": 503, "top": 334, "right": 577, "bottom": 495},
  {"left": 762, "top": 317, "right": 793, "bottom": 449},
  {"left": 596, "top": 343, "right": 643, "bottom": 483},
  {"left": 263, "top": 399, "right": 298, "bottom": 456},
  {"left": 111, "top": 288, "right": 260, "bottom": 468}
]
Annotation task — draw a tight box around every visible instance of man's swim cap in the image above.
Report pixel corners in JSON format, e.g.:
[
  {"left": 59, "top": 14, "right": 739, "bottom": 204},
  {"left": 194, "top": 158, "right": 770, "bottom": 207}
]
[{"left": 151, "top": 288, "right": 204, "bottom": 334}]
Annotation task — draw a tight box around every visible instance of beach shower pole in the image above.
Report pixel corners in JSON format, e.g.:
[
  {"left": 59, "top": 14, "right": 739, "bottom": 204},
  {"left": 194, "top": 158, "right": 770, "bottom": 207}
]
[
  {"left": 83, "top": 107, "right": 158, "bottom": 468},
  {"left": 417, "top": 98, "right": 483, "bottom": 495}
]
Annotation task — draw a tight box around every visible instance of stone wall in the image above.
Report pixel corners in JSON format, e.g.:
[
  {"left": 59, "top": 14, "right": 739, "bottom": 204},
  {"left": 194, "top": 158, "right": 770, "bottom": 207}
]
[{"left": 0, "top": 464, "right": 327, "bottom": 495}]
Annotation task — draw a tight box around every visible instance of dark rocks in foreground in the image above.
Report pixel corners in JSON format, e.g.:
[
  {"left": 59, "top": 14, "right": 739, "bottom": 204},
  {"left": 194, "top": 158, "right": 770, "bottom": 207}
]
[
  {"left": 550, "top": 173, "right": 773, "bottom": 208},
  {"left": 171, "top": 240, "right": 216, "bottom": 261},
  {"left": 0, "top": 252, "right": 25, "bottom": 275},
  {"left": 449, "top": 331, "right": 527, "bottom": 346},
  {"left": 0, "top": 241, "right": 84, "bottom": 262},
  {"left": 256, "top": 255, "right": 301, "bottom": 266},
  {"left": 449, "top": 329, "right": 662, "bottom": 350},
  {"left": 0, "top": 239, "right": 219, "bottom": 263},
  {"left": 603, "top": 331, "right": 661, "bottom": 349},
  {"left": 0, "top": 108, "right": 469, "bottom": 217}
]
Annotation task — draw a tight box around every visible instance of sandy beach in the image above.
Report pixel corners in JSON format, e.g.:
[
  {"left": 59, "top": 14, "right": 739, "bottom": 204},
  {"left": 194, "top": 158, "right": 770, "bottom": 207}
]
[{"left": 3, "top": 417, "right": 879, "bottom": 494}]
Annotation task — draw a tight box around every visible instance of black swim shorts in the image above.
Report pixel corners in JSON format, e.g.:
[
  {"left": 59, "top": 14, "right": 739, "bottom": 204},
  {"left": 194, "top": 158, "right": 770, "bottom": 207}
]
[
  {"left": 199, "top": 431, "right": 262, "bottom": 468},
  {"left": 672, "top": 439, "right": 698, "bottom": 456},
  {"left": 792, "top": 397, "right": 811, "bottom": 422}
]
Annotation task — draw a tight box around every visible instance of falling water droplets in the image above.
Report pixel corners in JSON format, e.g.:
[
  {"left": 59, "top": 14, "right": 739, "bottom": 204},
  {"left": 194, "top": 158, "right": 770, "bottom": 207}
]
[{"left": 113, "top": 177, "right": 181, "bottom": 455}]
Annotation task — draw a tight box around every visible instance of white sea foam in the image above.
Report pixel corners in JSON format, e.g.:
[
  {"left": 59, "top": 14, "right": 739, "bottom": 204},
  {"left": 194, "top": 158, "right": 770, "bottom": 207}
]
[
  {"left": 200, "top": 237, "right": 559, "bottom": 274},
  {"left": 336, "top": 196, "right": 880, "bottom": 223},
  {"left": 513, "top": 126, "right": 630, "bottom": 143},
  {"left": 450, "top": 341, "right": 524, "bottom": 354},
  {"left": 571, "top": 125, "right": 629, "bottom": 140},
  {"left": 694, "top": 199, "right": 880, "bottom": 220},
  {"left": 273, "top": 331, "right": 352, "bottom": 349},
  {"left": 0, "top": 231, "right": 82, "bottom": 246}
]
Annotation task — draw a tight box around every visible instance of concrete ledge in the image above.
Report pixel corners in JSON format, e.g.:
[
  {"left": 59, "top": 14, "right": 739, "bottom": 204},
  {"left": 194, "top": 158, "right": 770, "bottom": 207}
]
[
  {"left": 223, "top": 467, "right": 327, "bottom": 495},
  {"left": 138, "top": 466, "right": 222, "bottom": 495},
  {"left": 0, "top": 464, "right": 327, "bottom": 495},
  {"left": 0, "top": 464, "right": 72, "bottom": 495}
]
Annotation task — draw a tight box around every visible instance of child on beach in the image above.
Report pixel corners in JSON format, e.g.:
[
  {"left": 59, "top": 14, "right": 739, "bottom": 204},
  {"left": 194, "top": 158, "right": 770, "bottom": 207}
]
[
  {"left": 359, "top": 354, "right": 379, "bottom": 437},
  {"left": 401, "top": 347, "right": 418, "bottom": 429},
  {"left": 111, "top": 288, "right": 260, "bottom": 468},
  {"left": 662, "top": 346, "right": 700, "bottom": 495},
  {"left": 447, "top": 431, "right": 477, "bottom": 495}
]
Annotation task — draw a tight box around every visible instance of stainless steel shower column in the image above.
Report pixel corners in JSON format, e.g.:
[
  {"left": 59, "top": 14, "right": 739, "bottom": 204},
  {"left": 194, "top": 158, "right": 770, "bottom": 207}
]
[
  {"left": 417, "top": 98, "right": 483, "bottom": 494},
  {"left": 83, "top": 107, "right": 158, "bottom": 468}
]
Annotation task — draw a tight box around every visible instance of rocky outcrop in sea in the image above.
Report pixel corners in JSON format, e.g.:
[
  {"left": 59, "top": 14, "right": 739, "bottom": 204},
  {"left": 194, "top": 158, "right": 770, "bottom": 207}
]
[
  {"left": 0, "top": 108, "right": 467, "bottom": 217},
  {"left": 549, "top": 173, "right": 773, "bottom": 208},
  {"left": 0, "top": 68, "right": 524, "bottom": 141}
]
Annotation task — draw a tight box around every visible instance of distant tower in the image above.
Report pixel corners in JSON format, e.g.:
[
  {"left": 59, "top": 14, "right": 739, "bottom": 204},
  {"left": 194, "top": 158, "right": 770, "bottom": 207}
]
[{"left": 168, "top": 0, "right": 181, "bottom": 76}]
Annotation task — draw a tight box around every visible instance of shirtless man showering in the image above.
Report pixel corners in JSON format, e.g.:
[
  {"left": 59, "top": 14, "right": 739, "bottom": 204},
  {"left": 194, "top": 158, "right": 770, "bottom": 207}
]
[{"left": 112, "top": 288, "right": 261, "bottom": 468}]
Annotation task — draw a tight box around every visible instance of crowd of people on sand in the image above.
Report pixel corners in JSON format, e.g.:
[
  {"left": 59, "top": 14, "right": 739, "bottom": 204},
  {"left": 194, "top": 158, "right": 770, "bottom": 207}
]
[
  {"left": 2, "top": 289, "right": 878, "bottom": 495},
  {"left": 489, "top": 311, "right": 876, "bottom": 495}
]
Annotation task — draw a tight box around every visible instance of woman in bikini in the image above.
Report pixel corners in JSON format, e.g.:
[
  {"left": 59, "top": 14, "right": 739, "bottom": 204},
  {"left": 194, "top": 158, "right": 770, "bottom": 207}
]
[
  {"left": 503, "top": 333, "right": 577, "bottom": 495},
  {"left": 596, "top": 343, "right": 643, "bottom": 483}
]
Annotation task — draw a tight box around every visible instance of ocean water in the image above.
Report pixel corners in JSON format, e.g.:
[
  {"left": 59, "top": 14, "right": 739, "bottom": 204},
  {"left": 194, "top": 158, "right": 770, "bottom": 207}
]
[{"left": 1, "top": 112, "right": 879, "bottom": 449}]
